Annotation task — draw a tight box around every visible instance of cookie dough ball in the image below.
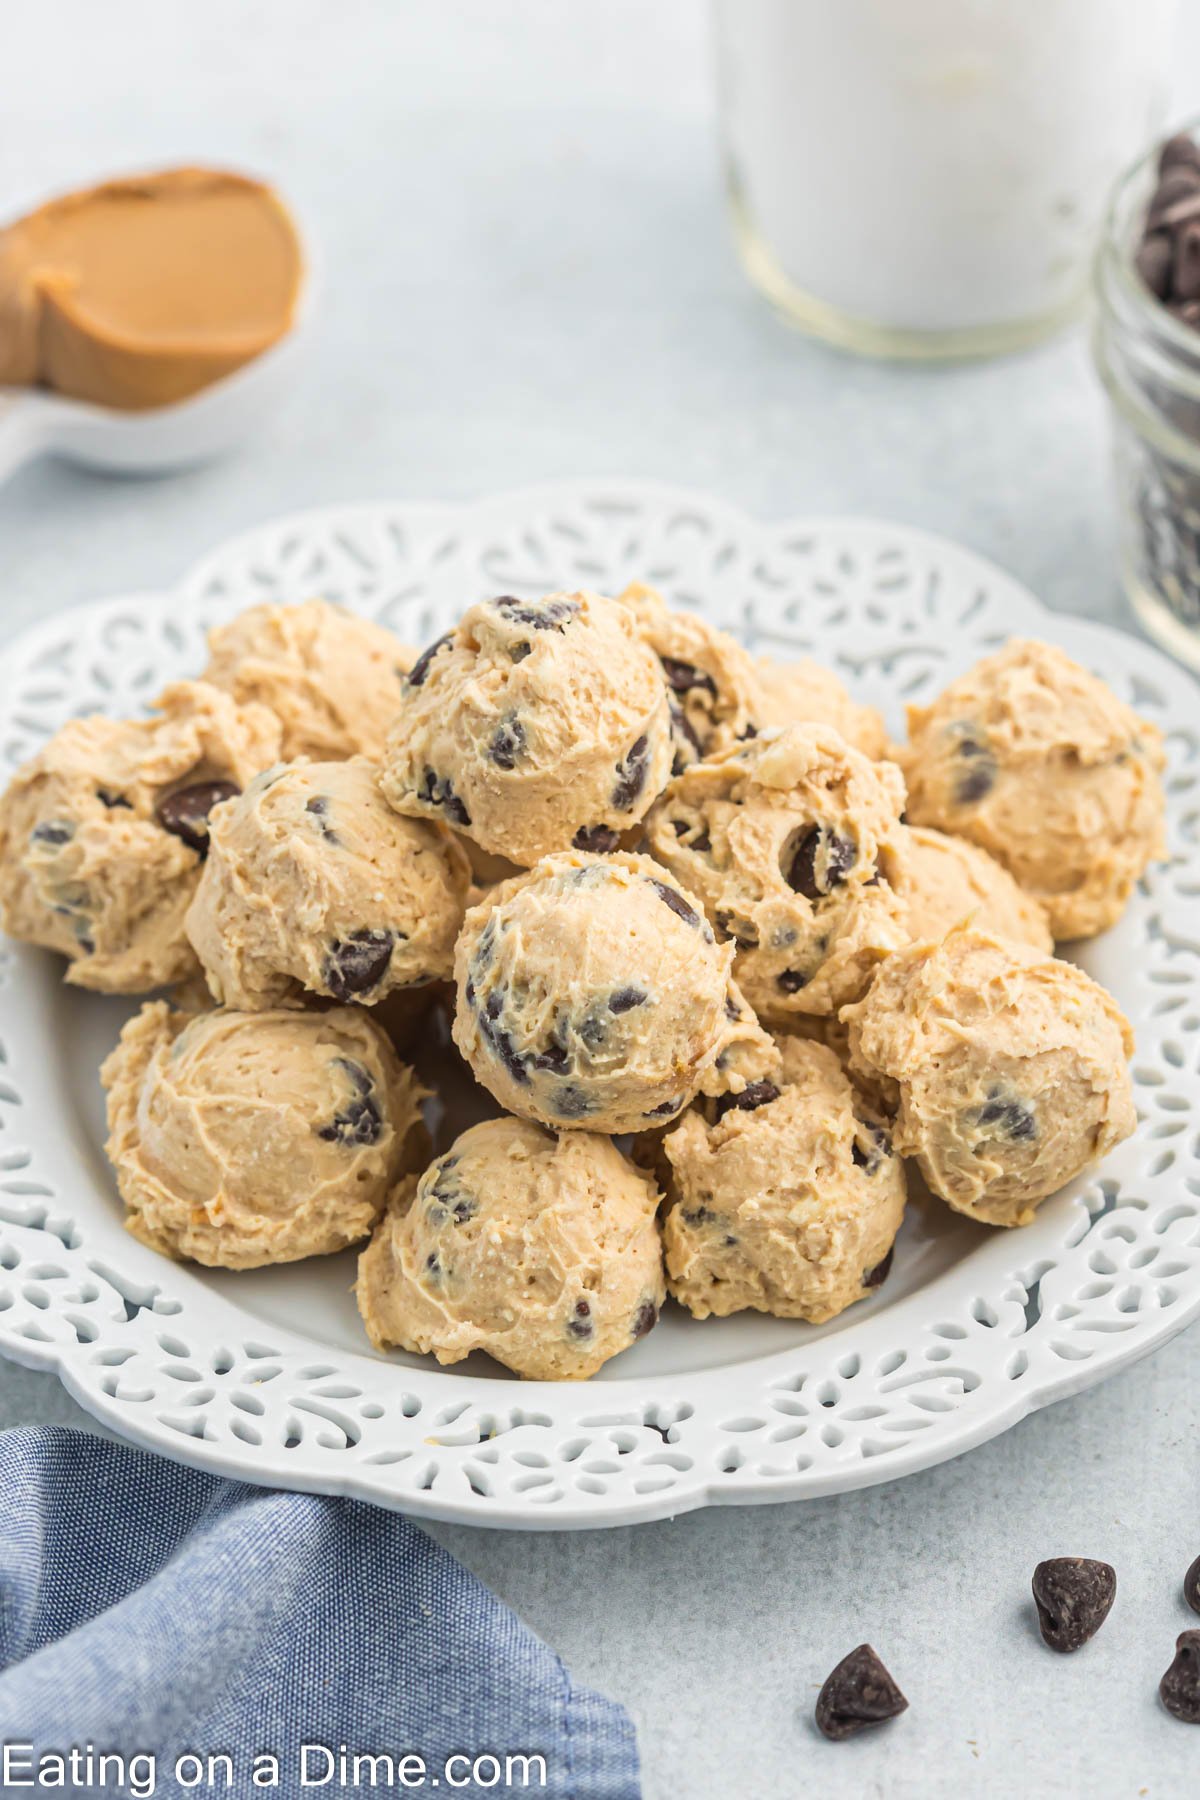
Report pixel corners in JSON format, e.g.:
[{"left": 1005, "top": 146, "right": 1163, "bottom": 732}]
[
  {"left": 0, "top": 682, "right": 280, "bottom": 992},
  {"left": 644, "top": 725, "right": 909, "bottom": 1022},
  {"left": 357, "top": 1118, "right": 665, "bottom": 1380},
  {"left": 661, "top": 1036, "right": 906, "bottom": 1322},
  {"left": 452, "top": 851, "right": 761, "bottom": 1133},
  {"left": 901, "top": 639, "right": 1166, "bottom": 939},
  {"left": 380, "top": 590, "right": 673, "bottom": 866},
  {"left": 842, "top": 929, "right": 1135, "bottom": 1227},
  {"left": 102, "top": 1002, "right": 427, "bottom": 1267},
  {"left": 203, "top": 599, "right": 413, "bottom": 761},
  {"left": 620, "top": 582, "right": 886, "bottom": 765},
  {"left": 903, "top": 825, "right": 1052, "bottom": 954},
  {"left": 186, "top": 758, "right": 471, "bottom": 1009},
  {"left": 749, "top": 659, "right": 888, "bottom": 761}
]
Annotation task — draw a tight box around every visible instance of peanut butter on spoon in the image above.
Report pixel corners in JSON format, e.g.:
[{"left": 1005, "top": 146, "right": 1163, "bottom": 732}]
[{"left": 0, "top": 167, "right": 303, "bottom": 410}]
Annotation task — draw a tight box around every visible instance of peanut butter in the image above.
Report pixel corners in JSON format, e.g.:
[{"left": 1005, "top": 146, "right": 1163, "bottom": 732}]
[{"left": 0, "top": 167, "right": 303, "bottom": 410}]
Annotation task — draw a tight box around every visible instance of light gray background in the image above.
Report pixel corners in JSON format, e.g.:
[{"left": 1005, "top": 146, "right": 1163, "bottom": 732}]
[{"left": 4, "top": 5, "right": 1200, "bottom": 1795}]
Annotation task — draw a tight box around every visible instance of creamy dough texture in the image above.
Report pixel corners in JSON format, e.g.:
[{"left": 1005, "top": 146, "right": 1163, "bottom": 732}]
[
  {"left": 661, "top": 1036, "right": 906, "bottom": 1322},
  {"left": 103, "top": 1003, "right": 427, "bottom": 1267},
  {"left": 0, "top": 167, "right": 303, "bottom": 409},
  {"left": 621, "top": 581, "right": 886, "bottom": 764},
  {"left": 357, "top": 1117, "right": 665, "bottom": 1380},
  {"left": 186, "top": 758, "right": 471, "bottom": 1009},
  {"left": 203, "top": 599, "right": 413, "bottom": 762},
  {"left": 453, "top": 850, "right": 775, "bottom": 1134},
  {"left": 903, "top": 824, "right": 1053, "bottom": 953},
  {"left": 842, "top": 929, "right": 1136, "bottom": 1228},
  {"left": 901, "top": 639, "right": 1166, "bottom": 939},
  {"left": 644, "top": 724, "right": 909, "bottom": 1021},
  {"left": 379, "top": 590, "right": 673, "bottom": 866},
  {"left": 0, "top": 681, "right": 280, "bottom": 992}
]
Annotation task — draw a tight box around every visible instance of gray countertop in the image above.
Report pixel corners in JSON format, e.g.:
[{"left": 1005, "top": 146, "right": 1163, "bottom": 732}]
[{"left": 4, "top": 4, "right": 1200, "bottom": 1794}]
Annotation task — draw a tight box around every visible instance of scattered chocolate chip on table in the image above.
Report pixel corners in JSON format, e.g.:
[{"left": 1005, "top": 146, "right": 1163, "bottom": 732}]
[
  {"left": 814, "top": 1644, "right": 908, "bottom": 1741},
  {"left": 1160, "top": 1631, "right": 1200, "bottom": 1724},
  {"left": 1031, "top": 1557, "right": 1117, "bottom": 1653}
]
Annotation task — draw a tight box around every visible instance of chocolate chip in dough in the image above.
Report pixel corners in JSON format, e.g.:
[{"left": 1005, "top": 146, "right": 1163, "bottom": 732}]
[
  {"left": 1161, "top": 1631, "right": 1200, "bottom": 1722},
  {"left": 318, "top": 1091, "right": 383, "bottom": 1148},
  {"left": 323, "top": 928, "right": 395, "bottom": 1000},
  {"left": 863, "top": 1248, "right": 894, "bottom": 1289},
  {"left": 566, "top": 1298, "right": 594, "bottom": 1341},
  {"left": 815, "top": 1645, "right": 908, "bottom": 1742},
  {"left": 156, "top": 781, "right": 240, "bottom": 853},
  {"left": 660, "top": 656, "right": 717, "bottom": 697},
  {"left": 572, "top": 823, "right": 619, "bottom": 854},
  {"left": 647, "top": 877, "right": 700, "bottom": 928},
  {"left": 631, "top": 1299, "right": 658, "bottom": 1339},
  {"left": 777, "top": 968, "right": 808, "bottom": 994},
  {"left": 1184, "top": 1555, "right": 1200, "bottom": 1616},
  {"left": 786, "top": 827, "right": 857, "bottom": 901},
  {"left": 976, "top": 1090, "right": 1036, "bottom": 1142},
  {"left": 1032, "top": 1557, "right": 1116, "bottom": 1653},
  {"left": 97, "top": 789, "right": 132, "bottom": 810},
  {"left": 611, "top": 734, "right": 651, "bottom": 811},
  {"left": 852, "top": 1123, "right": 893, "bottom": 1174},
  {"left": 712, "top": 1079, "right": 779, "bottom": 1120},
  {"left": 406, "top": 632, "right": 453, "bottom": 688},
  {"left": 493, "top": 594, "right": 579, "bottom": 631},
  {"left": 489, "top": 715, "right": 527, "bottom": 770},
  {"left": 608, "top": 985, "right": 648, "bottom": 1014},
  {"left": 30, "top": 818, "right": 75, "bottom": 848}
]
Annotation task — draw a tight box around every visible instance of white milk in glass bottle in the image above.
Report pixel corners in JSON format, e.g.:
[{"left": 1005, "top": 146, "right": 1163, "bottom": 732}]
[{"left": 715, "top": 0, "right": 1177, "bottom": 357}]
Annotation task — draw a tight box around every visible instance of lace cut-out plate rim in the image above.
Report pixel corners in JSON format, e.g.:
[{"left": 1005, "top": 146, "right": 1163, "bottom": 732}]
[{"left": 0, "top": 479, "right": 1198, "bottom": 1531}]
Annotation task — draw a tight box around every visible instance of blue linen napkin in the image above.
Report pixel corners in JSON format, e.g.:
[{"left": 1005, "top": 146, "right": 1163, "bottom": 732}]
[{"left": 0, "top": 1426, "right": 639, "bottom": 1799}]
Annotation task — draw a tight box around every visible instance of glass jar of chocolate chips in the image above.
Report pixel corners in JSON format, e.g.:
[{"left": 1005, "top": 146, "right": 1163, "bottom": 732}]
[{"left": 1095, "top": 123, "right": 1200, "bottom": 670}]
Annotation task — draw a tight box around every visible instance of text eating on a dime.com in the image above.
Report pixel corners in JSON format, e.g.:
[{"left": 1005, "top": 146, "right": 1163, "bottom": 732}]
[{"left": 1, "top": 1741, "right": 550, "bottom": 1793}]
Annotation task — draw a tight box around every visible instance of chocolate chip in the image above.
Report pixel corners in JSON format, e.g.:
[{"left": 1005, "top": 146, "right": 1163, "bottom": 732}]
[
  {"left": 493, "top": 594, "right": 579, "bottom": 631},
  {"left": 97, "top": 790, "right": 132, "bottom": 810},
  {"left": 1138, "top": 231, "right": 1174, "bottom": 300},
  {"left": 305, "top": 794, "right": 339, "bottom": 843},
  {"left": 667, "top": 696, "right": 703, "bottom": 767},
  {"left": 323, "top": 928, "right": 395, "bottom": 999},
  {"left": 777, "top": 969, "right": 808, "bottom": 993},
  {"left": 156, "top": 781, "right": 240, "bottom": 854},
  {"left": 1032, "top": 1558, "right": 1116, "bottom": 1653},
  {"left": 566, "top": 1298, "right": 594, "bottom": 1340},
  {"left": 690, "top": 831, "right": 712, "bottom": 856},
  {"left": 510, "top": 641, "right": 532, "bottom": 663},
  {"left": 645, "top": 1096, "right": 683, "bottom": 1118},
  {"left": 956, "top": 763, "right": 996, "bottom": 804},
  {"left": 611, "top": 735, "right": 651, "bottom": 812},
  {"left": 572, "top": 824, "right": 619, "bottom": 854},
  {"left": 1175, "top": 222, "right": 1200, "bottom": 302},
  {"left": 815, "top": 1645, "right": 908, "bottom": 1741},
  {"left": 786, "top": 827, "right": 857, "bottom": 901},
  {"left": 1149, "top": 167, "right": 1200, "bottom": 230},
  {"left": 631, "top": 1299, "right": 658, "bottom": 1339},
  {"left": 317, "top": 1091, "right": 383, "bottom": 1147},
  {"left": 713, "top": 1080, "right": 779, "bottom": 1120},
  {"left": 1185, "top": 1555, "right": 1200, "bottom": 1616},
  {"left": 554, "top": 1083, "right": 594, "bottom": 1119},
  {"left": 852, "top": 1123, "right": 893, "bottom": 1174},
  {"left": 609, "top": 985, "right": 647, "bottom": 1014},
  {"left": 1161, "top": 1632, "right": 1200, "bottom": 1722},
  {"left": 670, "top": 819, "right": 689, "bottom": 837},
  {"left": 406, "top": 632, "right": 453, "bottom": 688},
  {"left": 417, "top": 766, "right": 470, "bottom": 828},
  {"left": 661, "top": 656, "right": 717, "bottom": 697},
  {"left": 1161, "top": 133, "right": 1200, "bottom": 177},
  {"left": 976, "top": 1091, "right": 1036, "bottom": 1142},
  {"left": 476, "top": 990, "right": 531, "bottom": 1088},
  {"left": 648, "top": 877, "right": 699, "bottom": 928},
  {"left": 532, "top": 1038, "right": 571, "bottom": 1072},
  {"left": 425, "top": 1251, "right": 443, "bottom": 1278},
  {"left": 489, "top": 715, "right": 526, "bottom": 770},
  {"left": 30, "top": 819, "right": 74, "bottom": 848},
  {"left": 863, "top": 1248, "right": 894, "bottom": 1289}
]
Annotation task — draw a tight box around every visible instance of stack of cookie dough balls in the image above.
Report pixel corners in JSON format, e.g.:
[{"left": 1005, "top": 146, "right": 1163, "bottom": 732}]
[{"left": 0, "top": 576, "right": 1168, "bottom": 1381}]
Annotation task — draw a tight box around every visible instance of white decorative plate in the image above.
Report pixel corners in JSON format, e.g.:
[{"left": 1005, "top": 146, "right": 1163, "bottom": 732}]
[{"left": 1, "top": 481, "right": 1199, "bottom": 1530}]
